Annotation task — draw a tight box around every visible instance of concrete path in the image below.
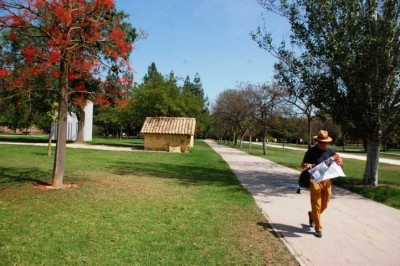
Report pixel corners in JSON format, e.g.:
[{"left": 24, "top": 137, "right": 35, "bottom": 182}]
[{"left": 205, "top": 140, "right": 400, "bottom": 266}]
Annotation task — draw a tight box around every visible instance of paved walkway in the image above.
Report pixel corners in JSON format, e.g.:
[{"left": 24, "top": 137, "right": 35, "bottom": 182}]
[{"left": 205, "top": 140, "right": 400, "bottom": 266}]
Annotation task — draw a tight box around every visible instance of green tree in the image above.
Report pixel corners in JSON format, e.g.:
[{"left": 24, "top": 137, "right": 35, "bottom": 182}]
[
  {"left": 192, "top": 73, "right": 205, "bottom": 99},
  {"left": 165, "top": 70, "right": 184, "bottom": 116},
  {"left": 271, "top": 50, "right": 322, "bottom": 148},
  {"left": 94, "top": 105, "right": 125, "bottom": 137},
  {"left": 128, "top": 64, "right": 210, "bottom": 136},
  {"left": 131, "top": 63, "right": 170, "bottom": 125},
  {"left": 255, "top": 0, "right": 400, "bottom": 185},
  {"left": 212, "top": 88, "right": 251, "bottom": 146},
  {"left": 243, "top": 83, "right": 288, "bottom": 155},
  {"left": 181, "top": 74, "right": 210, "bottom": 137}
]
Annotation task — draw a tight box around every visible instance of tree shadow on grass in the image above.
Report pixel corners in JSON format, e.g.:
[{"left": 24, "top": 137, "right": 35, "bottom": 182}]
[
  {"left": 89, "top": 142, "right": 144, "bottom": 150},
  {"left": 108, "top": 158, "right": 307, "bottom": 199},
  {"left": 0, "top": 136, "right": 49, "bottom": 143},
  {"left": 0, "top": 167, "right": 52, "bottom": 190},
  {"left": 108, "top": 160, "right": 244, "bottom": 188}
]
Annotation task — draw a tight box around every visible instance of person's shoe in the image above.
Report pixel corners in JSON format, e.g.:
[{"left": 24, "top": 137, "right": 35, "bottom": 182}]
[
  {"left": 308, "top": 211, "right": 314, "bottom": 227},
  {"left": 314, "top": 231, "right": 322, "bottom": 238}
]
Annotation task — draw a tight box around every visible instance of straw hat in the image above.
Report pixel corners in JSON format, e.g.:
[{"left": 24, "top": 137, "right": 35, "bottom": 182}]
[{"left": 314, "top": 130, "right": 333, "bottom": 143}]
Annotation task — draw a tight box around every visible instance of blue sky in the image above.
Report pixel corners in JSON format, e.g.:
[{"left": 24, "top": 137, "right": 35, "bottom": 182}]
[{"left": 116, "top": 0, "right": 290, "bottom": 103}]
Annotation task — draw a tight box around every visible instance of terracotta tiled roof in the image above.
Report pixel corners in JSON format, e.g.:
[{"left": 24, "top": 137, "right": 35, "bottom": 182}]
[{"left": 140, "top": 117, "right": 196, "bottom": 135}]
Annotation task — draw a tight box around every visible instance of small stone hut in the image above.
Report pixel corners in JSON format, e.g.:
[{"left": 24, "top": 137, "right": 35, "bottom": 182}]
[{"left": 140, "top": 117, "right": 196, "bottom": 153}]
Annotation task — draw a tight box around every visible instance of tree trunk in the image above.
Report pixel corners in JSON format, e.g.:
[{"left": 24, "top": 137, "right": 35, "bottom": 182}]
[
  {"left": 363, "top": 139, "right": 381, "bottom": 186},
  {"left": 52, "top": 54, "right": 69, "bottom": 188},
  {"left": 239, "top": 133, "right": 244, "bottom": 148},
  {"left": 262, "top": 128, "right": 267, "bottom": 155},
  {"left": 307, "top": 115, "right": 312, "bottom": 149},
  {"left": 342, "top": 133, "right": 346, "bottom": 151},
  {"left": 77, "top": 106, "right": 85, "bottom": 143},
  {"left": 249, "top": 135, "right": 252, "bottom": 150},
  {"left": 47, "top": 132, "right": 52, "bottom": 157}
]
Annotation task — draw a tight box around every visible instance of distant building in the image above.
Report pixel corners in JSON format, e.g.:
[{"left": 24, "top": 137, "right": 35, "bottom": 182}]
[
  {"left": 51, "top": 100, "right": 93, "bottom": 141},
  {"left": 83, "top": 101, "right": 93, "bottom": 141},
  {"left": 51, "top": 113, "right": 78, "bottom": 141},
  {"left": 140, "top": 117, "right": 196, "bottom": 153}
]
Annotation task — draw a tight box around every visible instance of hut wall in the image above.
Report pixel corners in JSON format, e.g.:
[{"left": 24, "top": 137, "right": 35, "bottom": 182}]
[{"left": 144, "top": 134, "right": 193, "bottom": 153}]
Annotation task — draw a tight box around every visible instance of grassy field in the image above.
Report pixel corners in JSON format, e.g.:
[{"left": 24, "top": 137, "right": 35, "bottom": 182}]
[
  {"left": 226, "top": 142, "right": 400, "bottom": 210},
  {"left": 0, "top": 140, "right": 297, "bottom": 265}
]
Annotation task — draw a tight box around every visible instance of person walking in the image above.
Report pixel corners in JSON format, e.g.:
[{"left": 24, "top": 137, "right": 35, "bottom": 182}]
[{"left": 301, "top": 130, "right": 344, "bottom": 238}]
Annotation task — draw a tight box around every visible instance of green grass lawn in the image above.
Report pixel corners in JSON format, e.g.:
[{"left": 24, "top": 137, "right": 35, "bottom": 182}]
[
  {"left": 0, "top": 141, "right": 297, "bottom": 265},
  {"left": 228, "top": 141, "right": 400, "bottom": 210}
]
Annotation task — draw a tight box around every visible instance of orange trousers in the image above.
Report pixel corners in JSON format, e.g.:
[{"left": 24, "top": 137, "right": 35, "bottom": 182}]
[{"left": 310, "top": 179, "right": 332, "bottom": 232}]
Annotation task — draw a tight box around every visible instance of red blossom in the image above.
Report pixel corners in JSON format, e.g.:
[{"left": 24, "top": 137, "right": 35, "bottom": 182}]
[
  {"left": 48, "top": 51, "right": 61, "bottom": 64},
  {"left": 31, "top": 66, "right": 43, "bottom": 76},
  {"left": 23, "top": 9, "right": 36, "bottom": 20},
  {"left": 72, "top": 83, "right": 86, "bottom": 92},
  {"left": 32, "top": 0, "right": 47, "bottom": 9},
  {"left": 0, "top": 69, "right": 11, "bottom": 78},
  {"left": 94, "top": 94, "right": 111, "bottom": 106},
  {"left": 9, "top": 29, "right": 16, "bottom": 41},
  {"left": 54, "top": 5, "right": 72, "bottom": 25},
  {"left": 50, "top": 70, "right": 59, "bottom": 79},
  {"left": 119, "top": 42, "right": 132, "bottom": 55},
  {"left": 110, "top": 28, "right": 124, "bottom": 41},
  {"left": 68, "top": 73, "right": 79, "bottom": 81},
  {"left": 99, "top": 0, "right": 115, "bottom": 8},
  {"left": 21, "top": 47, "right": 37, "bottom": 64},
  {"left": 10, "top": 15, "right": 28, "bottom": 27},
  {"left": 73, "top": 95, "right": 86, "bottom": 107},
  {"left": 116, "top": 99, "right": 128, "bottom": 107}
]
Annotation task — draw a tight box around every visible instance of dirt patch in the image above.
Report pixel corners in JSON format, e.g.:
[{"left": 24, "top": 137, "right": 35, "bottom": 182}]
[
  {"left": 231, "top": 210, "right": 298, "bottom": 265},
  {"left": 33, "top": 181, "right": 83, "bottom": 190}
]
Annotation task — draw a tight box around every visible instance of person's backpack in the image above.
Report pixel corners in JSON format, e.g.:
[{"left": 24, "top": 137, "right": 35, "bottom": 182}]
[{"left": 298, "top": 170, "right": 310, "bottom": 188}]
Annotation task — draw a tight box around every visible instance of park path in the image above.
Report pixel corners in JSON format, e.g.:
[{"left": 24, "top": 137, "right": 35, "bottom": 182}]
[{"left": 205, "top": 140, "right": 400, "bottom": 266}]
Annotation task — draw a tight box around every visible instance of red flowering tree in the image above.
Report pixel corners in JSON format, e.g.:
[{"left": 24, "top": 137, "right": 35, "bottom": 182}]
[{"left": 0, "top": 0, "right": 136, "bottom": 187}]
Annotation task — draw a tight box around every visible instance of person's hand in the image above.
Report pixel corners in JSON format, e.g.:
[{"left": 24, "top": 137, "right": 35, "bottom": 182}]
[
  {"left": 305, "top": 163, "right": 314, "bottom": 170},
  {"left": 335, "top": 157, "right": 344, "bottom": 168}
]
